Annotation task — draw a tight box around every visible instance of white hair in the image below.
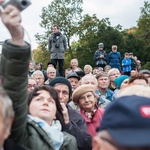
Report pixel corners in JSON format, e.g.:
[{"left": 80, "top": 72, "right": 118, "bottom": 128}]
[
  {"left": 81, "top": 74, "right": 98, "bottom": 86},
  {"left": 107, "top": 68, "right": 120, "bottom": 77},
  {"left": 31, "top": 70, "right": 44, "bottom": 79},
  {"left": 84, "top": 64, "right": 93, "bottom": 72}
]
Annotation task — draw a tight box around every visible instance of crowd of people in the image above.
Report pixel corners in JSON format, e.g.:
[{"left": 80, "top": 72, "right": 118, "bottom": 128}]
[
  {"left": 94, "top": 42, "right": 141, "bottom": 73},
  {"left": 0, "top": 3, "right": 150, "bottom": 150}
]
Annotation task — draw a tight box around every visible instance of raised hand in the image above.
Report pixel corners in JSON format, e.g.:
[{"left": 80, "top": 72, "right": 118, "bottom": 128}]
[{"left": 0, "top": 4, "right": 24, "bottom": 45}]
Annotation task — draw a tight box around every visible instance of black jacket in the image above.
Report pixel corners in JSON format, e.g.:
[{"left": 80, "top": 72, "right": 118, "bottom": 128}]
[
  {"left": 63, "top": 105, "right": 92, "bottom": 150},
  {"left": 4, "top": 140, "right": 30, "bottom": 150}
]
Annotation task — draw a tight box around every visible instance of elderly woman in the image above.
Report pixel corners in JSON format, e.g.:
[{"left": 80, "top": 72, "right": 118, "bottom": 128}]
[
  {"left": 84, "top": 65, "right": 93, "bottom": 75},
  {"left": 72, "top": 84, "right": 104, "bottom": 137}
]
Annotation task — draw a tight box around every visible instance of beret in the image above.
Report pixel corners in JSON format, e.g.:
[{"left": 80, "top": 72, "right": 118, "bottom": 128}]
[{"left": 72, "top": 84, "right": 95, "bottom": 103}]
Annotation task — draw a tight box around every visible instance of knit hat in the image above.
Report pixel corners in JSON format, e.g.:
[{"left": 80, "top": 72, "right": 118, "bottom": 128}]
[
  {"left": 114, "top": 75, "right": 129, "bottom": 89},
  {"left": 97, "top": 95, "right": 150, "bottom": 147},
  {"left": 49, "top": 77, "right": 72, "bottom": 99},
  {"left": 72, "top": 84, "right": 95, "bottom": 103}
]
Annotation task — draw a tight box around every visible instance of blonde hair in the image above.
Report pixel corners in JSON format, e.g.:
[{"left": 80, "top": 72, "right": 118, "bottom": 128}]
[
  {"left": 112, "top": 45, "right": 117, "bottom": 50},
  {"left": 119, "top": 85, "right": 150, "bottom": 98}
]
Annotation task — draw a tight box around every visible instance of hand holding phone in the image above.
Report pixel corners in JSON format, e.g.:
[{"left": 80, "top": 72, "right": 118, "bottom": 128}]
[{"left": 1, "top": 0, "right": 31, "bottom": 12}]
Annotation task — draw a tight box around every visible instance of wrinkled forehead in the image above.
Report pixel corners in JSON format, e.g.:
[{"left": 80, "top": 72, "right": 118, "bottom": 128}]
[
  {"left": 83, "top": 77, "right": 97, "bottom": 83},
  {"left": 54, "top": 83, "right": 69, "bottom": 89}
]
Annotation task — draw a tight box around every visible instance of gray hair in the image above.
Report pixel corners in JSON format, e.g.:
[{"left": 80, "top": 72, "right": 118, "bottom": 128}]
[
  {"left": 31, "top": 70, "right": 44, "bottom": 79},
  {"left": 81, "top": 74, "right": 98, "bottom": 86},
  {"left": 28, "top": 77, "right": 38, "bottom": 84},
  {"left": 71, "top": 58, "right": 78, "bottom": 64},
  {"left": 107, "top": 68, "right": 120, "bottom": 77},
  {"left": 84, "top": 64, "right": 93, "bottom": 72},
  {"left": 0, "top": 89, "right": 14, "bottom": 126}
]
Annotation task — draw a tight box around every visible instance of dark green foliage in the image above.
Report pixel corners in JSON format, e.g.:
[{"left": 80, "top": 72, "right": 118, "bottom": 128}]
[{"left": 35, "top": 1, "right": 150, "bottom": 70}]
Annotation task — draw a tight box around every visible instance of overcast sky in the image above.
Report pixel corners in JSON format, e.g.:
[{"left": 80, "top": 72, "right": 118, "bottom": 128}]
[{"left": 0, "top": 0, "right": 145, "bottom": 50}]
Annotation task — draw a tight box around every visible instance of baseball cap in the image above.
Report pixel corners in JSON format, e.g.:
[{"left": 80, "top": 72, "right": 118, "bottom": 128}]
[
  {"left": 97, "top": 95, "right": 150, "bottom": 147},
  {"left": 66, "top": 72, "right": 80, "bottom": 80}
]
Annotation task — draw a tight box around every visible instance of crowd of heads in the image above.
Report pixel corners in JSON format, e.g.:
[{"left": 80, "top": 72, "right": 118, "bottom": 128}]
[{"left": 25, "top": 50, "right": 150, "bottom": 149}]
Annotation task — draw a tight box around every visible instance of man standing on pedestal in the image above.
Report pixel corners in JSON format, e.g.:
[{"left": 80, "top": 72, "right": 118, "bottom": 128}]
[{"left": 48, "top": 24, "right": 67, "bottom": 76}]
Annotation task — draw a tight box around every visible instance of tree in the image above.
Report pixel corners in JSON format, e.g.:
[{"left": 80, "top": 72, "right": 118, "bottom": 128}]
[
  {"left": 137, "top": 1, "right": 150, "bottom": 45},
  {"left": 33, "top": 46, "right": 50, "bottom": 70},
  {"left": 136, "top": 1, "right": 150, "bottom": 64},
  {"left": 74, "top": 14, "right": 124, "bottom": 68},
  {"left": 35, "top": 0, "right": 83, "bottom": 59}
]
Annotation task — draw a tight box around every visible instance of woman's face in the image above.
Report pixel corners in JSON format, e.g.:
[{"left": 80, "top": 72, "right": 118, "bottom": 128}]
[
  {"left": 71, "top": 60, "right": 78, "bottom": 69},
  {"left": 29, "top": 90, "right": 56, "bottom": 125},
  {"left": 84, "top": 67, "right": 90, "bottom": 74},
  {"left": 79, "top": 92, "right": 96, "bottom": 112}
]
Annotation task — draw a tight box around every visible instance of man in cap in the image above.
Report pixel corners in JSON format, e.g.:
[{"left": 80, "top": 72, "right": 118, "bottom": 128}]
[
  {"left": 66, "top": 72, "right": 80, "bottom": 93},
  {"left": 66, "top": 72, "right": 80, "bottom": 110},
  {"left": 49, "top": 77, "right": 92, "bottom": 150},
  {"left": 92, "top": 95, "right": 150, "bottom": 150}
]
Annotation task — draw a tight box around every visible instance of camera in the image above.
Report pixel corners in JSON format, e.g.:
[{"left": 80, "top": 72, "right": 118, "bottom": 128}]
[
  {"left": 1, "top": 0, "right": 31, "bottom": 12},
  {"left": 55, "top": 44, "right": 60, "bottom": 48}
]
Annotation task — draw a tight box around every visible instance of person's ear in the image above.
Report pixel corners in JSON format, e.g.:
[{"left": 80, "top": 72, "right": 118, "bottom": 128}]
[
  {"left": 4, "top": 116, "right": 14, "bottom": 140},
  {"left": 92, "top": 136, "right": 102, "bottom": 150}
]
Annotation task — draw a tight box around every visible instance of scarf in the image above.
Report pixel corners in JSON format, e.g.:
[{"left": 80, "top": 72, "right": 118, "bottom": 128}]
[{"left": 28, "top": 115, "right": 64, "bottom": 150}]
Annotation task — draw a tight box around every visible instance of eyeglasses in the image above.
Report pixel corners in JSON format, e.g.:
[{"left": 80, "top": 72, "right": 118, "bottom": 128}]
[
  {"left": 109, "top": 73, "right": 120, "bottom": 76},
  {"left": 79, "top": 94, "right": 94, "bottom": 101},
  {"left": 48, "top": 72, "right": 55, "bottom": 74},
  {"left": 28, "top": 84, "right": 36, "bottom": 88}
]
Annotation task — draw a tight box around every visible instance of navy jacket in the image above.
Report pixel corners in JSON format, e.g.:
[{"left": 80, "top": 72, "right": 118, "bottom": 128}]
[{"left": 108, "top": 51, "right": 121, "bottom": 70}]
